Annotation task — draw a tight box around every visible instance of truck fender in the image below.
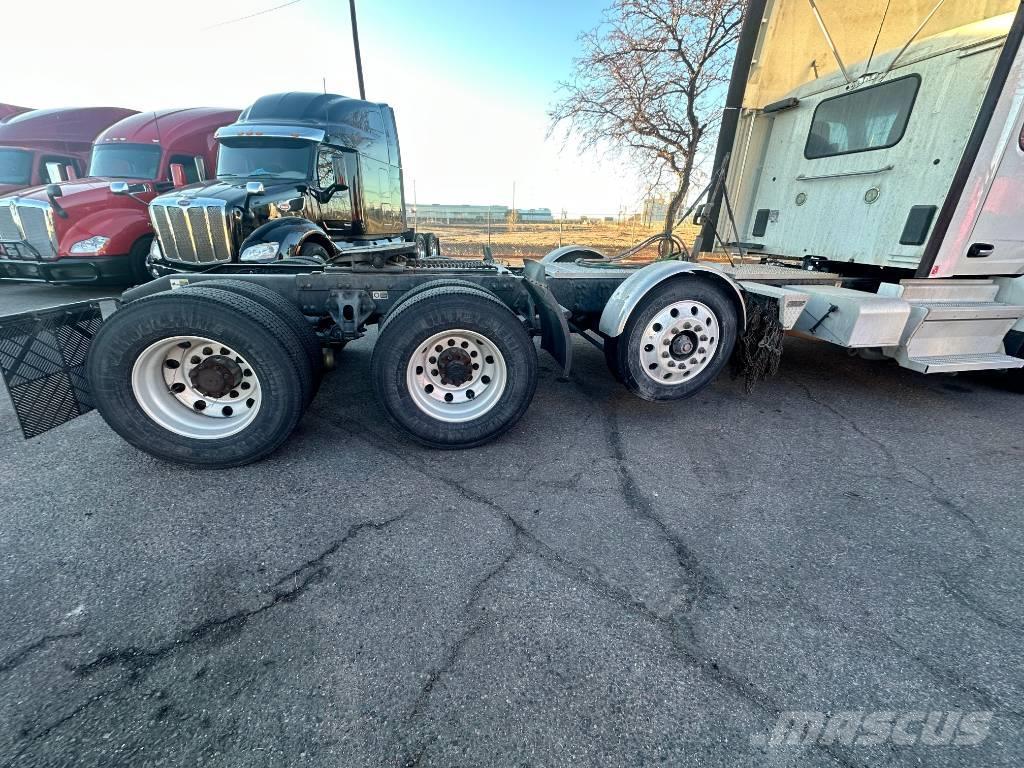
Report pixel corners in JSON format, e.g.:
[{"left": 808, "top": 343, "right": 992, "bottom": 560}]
[
  {"left": 62, "top": 209, "right": 152, "bottom": 257},
  {"left": 239, "top": 218, "right": 334, "bottom": 260},
  {"left": 522, "top": 259, "right": 573, "bottom": 378},
  {"left": 541, "top": 244, "right": 607, "bottom": 264},
  {"left": 597, "top": 261, "right": 747, "bottom": 338}
]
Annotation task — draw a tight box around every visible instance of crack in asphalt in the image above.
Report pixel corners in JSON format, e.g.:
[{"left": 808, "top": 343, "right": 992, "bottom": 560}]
[
  {"left": 8, "top": 510, "right": 415, "bottom": 760},
  {"left": 330, "top": 416, "right": 862, "bottom": 768},
  {"left": 0, "top": 631, "right": 81, "bottom": 675},
  {"left": 787, "top": 374, "right": 1023, "bottom": 639}
]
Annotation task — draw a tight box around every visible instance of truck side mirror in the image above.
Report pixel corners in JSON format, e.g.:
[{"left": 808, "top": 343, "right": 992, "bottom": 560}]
[
  {"left": 45, "top": 183, "right": 63, "bottom": 199},
  {"left": 692, "top": 203, "right": 707, "bottom": 226},
  {"left": 64, "top": 164, "right": 78, "bottom": 181},
  {"left": 245, "top": 181, "right": 265, "bottom": 195},
  {"left": 109, "top": 181, "right": 130, "bottom": 195},
  {"left": 170, "top": 163, "right": 187, "bottom": 188}
]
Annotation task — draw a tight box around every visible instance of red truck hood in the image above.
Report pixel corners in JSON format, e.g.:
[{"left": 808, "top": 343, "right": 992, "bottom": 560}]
[
  {"left": 5, "top": 177, "right": 159, "bottom": 255},
  {"left": 11, "top": 177, "right": 137, "bottom": 204},
  {"left": 0, "top": 183, "right": 28, "bottom": 197}
]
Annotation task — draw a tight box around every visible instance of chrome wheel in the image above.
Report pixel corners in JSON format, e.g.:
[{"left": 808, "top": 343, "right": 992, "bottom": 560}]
[
  {"left": 131, "top": 335, "right": 262, "bottom": 439},
  {"left": 406, "top": 329, "right": 506, "bottom": 422},
  {"left": 639, "top": 300, "right": 720, "bottom": 385}
]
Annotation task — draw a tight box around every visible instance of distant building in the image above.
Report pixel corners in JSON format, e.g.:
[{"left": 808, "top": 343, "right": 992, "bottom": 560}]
[
  {"left": 643, "top": 198, "right": 669, "bottom": 227},
  {"left": 413, "top": 204, "right": 554, "bottom": 225},
  {"left": 414, "top": 204, "right": 508, "bottom": 224},
  {"left": 517, "top": 208, "right": 554, "bottom": 223}
]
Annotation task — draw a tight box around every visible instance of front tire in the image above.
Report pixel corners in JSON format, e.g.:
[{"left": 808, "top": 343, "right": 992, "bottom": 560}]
[
  {"left": 128, "top": 236, "right": 155, "bottom": 285},
  {"left": 614, "top": 278, "right": 738, "bottom": 401},
  {"left": 371, "top": 287, "right": 538, "bottom": 448},
  {"left": 88, "top": 288, "right": 307, "bottom": 468}
]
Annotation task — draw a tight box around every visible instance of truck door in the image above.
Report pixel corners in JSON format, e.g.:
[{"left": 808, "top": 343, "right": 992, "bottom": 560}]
[{"left": 315, "top": 145, "right": 353, "bottom": 237}]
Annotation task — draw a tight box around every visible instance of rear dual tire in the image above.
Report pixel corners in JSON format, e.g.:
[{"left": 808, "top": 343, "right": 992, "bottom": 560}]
[
  {"left": 372, "top": 287, "right": 537, "bottom": 448},
  {"left": 89, "top": 288, "right": 311, "bottom": 468}
]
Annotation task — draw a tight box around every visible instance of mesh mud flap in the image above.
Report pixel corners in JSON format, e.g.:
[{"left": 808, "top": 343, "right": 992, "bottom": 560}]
[
  {"left": 730, "top": 295, "right": 784, "bottom": 393},
  {"left": 0, "top": 301, "right": 108, "bottom": 438}
]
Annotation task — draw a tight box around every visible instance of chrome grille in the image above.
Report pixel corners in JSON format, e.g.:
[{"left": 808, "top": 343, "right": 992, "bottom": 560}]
[
  {"left": 18, "top": 205, "right": 57, "bottom": 259},
  {"left": 150, "top": 198, "right": 233, "bottom": 265},
  {"left": 0, "top": 201, "right": 58, "bottom": 260},
  {"left": 0, "top": 205, "right": 19, "bottom": 241}
]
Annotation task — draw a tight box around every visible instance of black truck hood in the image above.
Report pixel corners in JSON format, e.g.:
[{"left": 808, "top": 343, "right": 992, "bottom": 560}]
[{"left": 162, "top": 178, "right": 309, "bottom": 208}]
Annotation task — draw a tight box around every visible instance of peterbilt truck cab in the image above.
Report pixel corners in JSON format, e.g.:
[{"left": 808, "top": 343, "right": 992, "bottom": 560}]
[
  {"left": 146, "top": 92, "right": 441, "bottom": 274},
  {"left": 0, "top": 108, "right": 239, "bottom": 284},
  {"left": 0, "top": 107, "right": 136, "bottom": 198}
]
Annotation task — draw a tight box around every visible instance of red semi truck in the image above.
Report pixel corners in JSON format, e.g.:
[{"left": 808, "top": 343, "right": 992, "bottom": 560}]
[
  {"left": 0, "top": 107, "right": 136, "bottom": 198},
  {"left": 0, "top": 104, "right": 32, "bottom": 123},
  {"left": 0, "top": 107, "right": 239, "bottom": 284}
]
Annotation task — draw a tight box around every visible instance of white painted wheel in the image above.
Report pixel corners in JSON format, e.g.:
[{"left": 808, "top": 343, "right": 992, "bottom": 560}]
[
  {"left": 638, "top": 300, "right": 720, "bottom": 385},
  {"left": 131, "top": 335, "right": 262, "bottom": 439},
  {"left": 405, "top": 329, "right": 507, "bottom": 423}
]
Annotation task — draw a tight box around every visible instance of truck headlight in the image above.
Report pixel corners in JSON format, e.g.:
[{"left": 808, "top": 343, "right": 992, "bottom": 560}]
[
  {"left": 239, "top": 242, "right": 280, "bottom": 263},
  {"left": 69, "top": 236, "right": 111, "bottom": 254},
  {"left": 149, "top": 238, "right": 162, "bottom": 260}
]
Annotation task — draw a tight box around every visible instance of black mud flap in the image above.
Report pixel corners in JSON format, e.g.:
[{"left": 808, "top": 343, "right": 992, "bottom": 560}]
[
  {"left": 522, "top": 259, "right": 572, "bottom": 379},
  {"left": 0, "top": 301, "right": 107, "bottom": 438}
]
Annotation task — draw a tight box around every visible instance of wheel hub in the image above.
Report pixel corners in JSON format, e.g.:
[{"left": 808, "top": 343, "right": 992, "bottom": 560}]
[
  {"left": 436, "top": 347, "right": 473, "bottom": 386},
  {"left": 188, "top": 355, "right": 243, "bottom": 398},
  {"left": 638, "top": 300, "right": 720, "bottom": 385},
  {"left": 669, "top": 330, "right": 699, "bottom": 360},
  {"left": 407, "top": 329, "right": 507, "bottom": 423},
  {"left": 130, "top": 335, "right": 262, "bottom": 439}
]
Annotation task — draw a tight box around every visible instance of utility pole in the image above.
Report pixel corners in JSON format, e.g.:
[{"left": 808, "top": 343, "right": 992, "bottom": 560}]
[{"left": 349, "top": 0, "right": 366, "bottom": 99}]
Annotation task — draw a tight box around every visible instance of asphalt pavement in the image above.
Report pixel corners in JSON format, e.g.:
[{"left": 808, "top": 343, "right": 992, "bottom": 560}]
[{"left": 0, "top": 281, "right": 1021, "bottom": 767}]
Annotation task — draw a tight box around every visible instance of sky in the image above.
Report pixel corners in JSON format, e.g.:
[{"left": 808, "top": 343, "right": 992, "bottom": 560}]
[{"left": 1, "top": 0, "right": 651, "bottom": 216}]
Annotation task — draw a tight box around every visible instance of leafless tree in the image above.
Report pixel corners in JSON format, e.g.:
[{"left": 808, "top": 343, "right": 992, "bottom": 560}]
[{"left": 551, "top": 0, "right": 746, "bottom": 243}]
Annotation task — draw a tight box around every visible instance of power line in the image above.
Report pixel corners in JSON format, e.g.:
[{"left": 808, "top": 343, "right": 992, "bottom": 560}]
[{"left": 203, "top": 0, "right": 302, "bottom": 30}]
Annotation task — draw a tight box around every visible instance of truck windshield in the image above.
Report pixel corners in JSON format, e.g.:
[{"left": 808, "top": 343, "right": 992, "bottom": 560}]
[
  {"left": 0, "top": 148, "right": 32, "bottom": 184},
  {"left": 217, "top": 138, "right": 312, "bottom": 181},
  {"left": 90, "top": 144, "right": 163, "bottom": 179}
]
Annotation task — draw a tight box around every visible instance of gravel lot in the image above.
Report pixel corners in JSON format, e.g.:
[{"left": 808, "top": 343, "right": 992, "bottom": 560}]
[{"left": 0, "top": 282, "right": 1022, "bottom": 767}]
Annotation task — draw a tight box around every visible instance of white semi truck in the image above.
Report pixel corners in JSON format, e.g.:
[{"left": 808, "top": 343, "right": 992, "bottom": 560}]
[
  {"left": 0, "top": 0, "right": 1021, "bottom": 467},
  {"left": 697, "top": 0, "right": 1024, "bottom": 373}
]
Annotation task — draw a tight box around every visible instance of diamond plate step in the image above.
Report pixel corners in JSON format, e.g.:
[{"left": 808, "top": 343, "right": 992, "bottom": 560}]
[{"left": 900, "top": 352, "right": 1024, "bottom": 374}]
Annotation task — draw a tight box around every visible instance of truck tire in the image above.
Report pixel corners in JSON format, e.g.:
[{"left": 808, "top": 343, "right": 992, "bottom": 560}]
[
  {"left": 180, "top": 279, "right": 323, "bottom": 402},
  {"left": 613, "top": 278, "right": 737, "bottom": 401},
  {"left": 414, "top": 233, "right": 428, "bottom": 260},
  {"left": 299, "top": 242, "right": 330, "bottom": 261},
  {"left": 129, "top": 236, "right": 155, "bottom": 285},
  {"left": 602, "top": 337, "right": 624, "bottom": 383},
  {"left": 371, "top": 286, "right": 538, "bottom": 448},
  {"left": 379, "top": 279, "right": 494, "bottom": 331},
  {"left": 87, "top": 288, "right": 309, "bottom": 468},
  {"left": 426, "top": 233, "right": 440, "bottom": 258}
]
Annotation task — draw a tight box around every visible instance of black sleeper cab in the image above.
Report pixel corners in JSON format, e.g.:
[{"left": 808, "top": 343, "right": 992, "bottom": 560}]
[{"left": 146, "top": 92, "right": 438, "bottom": 274}]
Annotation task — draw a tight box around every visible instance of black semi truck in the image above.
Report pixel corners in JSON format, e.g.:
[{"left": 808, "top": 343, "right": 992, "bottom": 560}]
[{"left": 145, "top": 92, "right": 442, "bottom": 276}]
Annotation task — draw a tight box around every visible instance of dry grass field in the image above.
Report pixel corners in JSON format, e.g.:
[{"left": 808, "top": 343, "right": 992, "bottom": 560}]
[{"left": 428, "top": 220, "right": 704, "bottom": 264}]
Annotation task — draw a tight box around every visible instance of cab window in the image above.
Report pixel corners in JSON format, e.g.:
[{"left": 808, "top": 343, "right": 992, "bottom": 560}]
[
  {"left": 317, "top": 149, "right": 337, "bottom": 188},
  {"left": 805, "top": 75, "right": 920, "bottom": 159}
]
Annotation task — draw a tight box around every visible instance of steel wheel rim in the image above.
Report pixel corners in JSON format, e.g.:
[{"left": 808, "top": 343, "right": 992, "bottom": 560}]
[
  {"left": 131, "top": 335, "right": 262, "bottom": 439},
  {"left": 639, "top": 300, "right": 720, "bottom": 385},
  {"left": 406, "top": 329, "right": 506, "bottom": 422},
  {"left": 428, "top": 238, "right": 439, "bottom": 258}
]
